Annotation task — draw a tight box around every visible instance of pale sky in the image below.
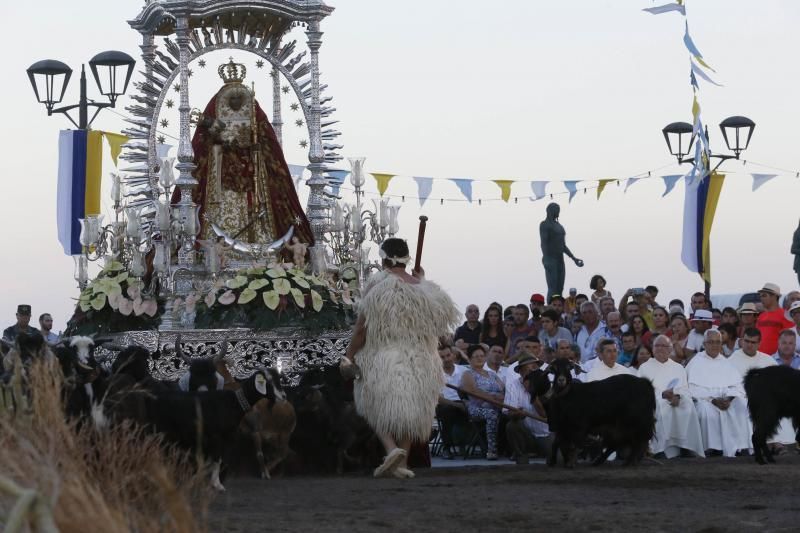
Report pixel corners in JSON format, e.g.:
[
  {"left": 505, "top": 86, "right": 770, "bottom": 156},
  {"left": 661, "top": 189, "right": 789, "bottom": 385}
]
[{"left": 1, "top": 0, "right": 799, "bottom": 331}]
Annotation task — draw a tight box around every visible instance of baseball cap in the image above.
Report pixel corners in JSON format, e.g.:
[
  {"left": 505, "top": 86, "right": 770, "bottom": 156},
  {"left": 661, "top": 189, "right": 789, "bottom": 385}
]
[
  {"left": 530, "top": 293, "right": 545, "bottom": 304},
  {"left": 789, "top": 301, "right": 800, "bottom": 316},
  {"left": 16, "top": 305, "right": 31, "bottom": 316}
]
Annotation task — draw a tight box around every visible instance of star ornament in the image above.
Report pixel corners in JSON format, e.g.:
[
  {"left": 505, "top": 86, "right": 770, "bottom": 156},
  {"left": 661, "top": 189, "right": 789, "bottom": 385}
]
[
  {"left": 160, "top": 118, "right": 170, "bottom": 128},
  {"left": 158, "top": 135, "right": 166, "bottom": 144},
  {"left": 188, "top": 69, "right": 194, "bottom": 77},
  {"left": 165, "top": 99, "right": 174, "bottom": 108},
  {"left": 282, "top": 85, "right": 290, "bottom": 94},
  {"left": 174, "top": 84, "right": 181, "bottom": 92},
  {"left": 198, "top": 59, "right": 207, "bottom": 68},
  {"left": 295, "top": 119, "right": 304, "bottom": 127},
  {"left": 256, "top": 60, "right": 265, "bottom": 69},
  {"left": 299, "top": 140, "right": 308, "bottom": 148},
  {"left": 290, "top": 103, "right": 299, "bottom": 112}
]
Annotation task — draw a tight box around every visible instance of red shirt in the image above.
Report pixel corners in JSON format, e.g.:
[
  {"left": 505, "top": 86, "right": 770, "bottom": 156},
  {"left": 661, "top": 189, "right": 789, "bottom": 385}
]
[{"left": 756, "top": 308, "right": 793, "bottom": 354}]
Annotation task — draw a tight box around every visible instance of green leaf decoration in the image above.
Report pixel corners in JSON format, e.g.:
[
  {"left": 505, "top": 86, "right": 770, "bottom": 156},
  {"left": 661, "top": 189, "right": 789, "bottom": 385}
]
[
  {"left": 112, "top": 272, "right": 129, "bottom": 283},
  {"left": 238, "top": 287, "right": 257, "bottom": 304},
  {"left": 226, "top": 275, "right": 249, "bottom": 289},
  {"left": 273, "top": 278, "right": 291, "bottom": 295},
  {"left": 103, "top": 261, "right": 124, "bottom": 272},
  {"left": 266, "top": 267, "right": 287, "bottom": 278},
  {"left": 262, "top": 290, "right": 280, "bottom": 310},
  {"left": 248, "top": 278, "right": 269, "bottom": 291},
  {"left": 246, "top": 267, "right": 266, "bottom": 276},
  {"left": 90, "top": 294, "right": 107, "bottom": 311},
  {"left": 290, "top": 288, "right": 305, "bottom": 308},
  {"left": 79, "top": 300, "right": 92, "bottom": 312},
  {"left": 292, "top": 276, "right": 310, "bottom": 289},
  {"left": 311, "top": 290, "right": 323, "bottom": 312}
]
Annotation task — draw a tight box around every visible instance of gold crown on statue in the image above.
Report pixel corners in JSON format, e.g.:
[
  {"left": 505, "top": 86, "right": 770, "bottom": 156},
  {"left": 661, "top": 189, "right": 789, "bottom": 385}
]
[{"left": 218, "top": 58, "right": 247, "bottom": 84}]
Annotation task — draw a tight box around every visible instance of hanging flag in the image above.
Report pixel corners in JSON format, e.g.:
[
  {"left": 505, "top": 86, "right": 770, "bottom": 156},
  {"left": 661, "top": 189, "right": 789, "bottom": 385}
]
[
  {"left": 531, "top": 181, "right": 548, "bottom": 201},
  {"left": 624, "top": 177, "right": 640, "bottom": 193},
  {"left": 661, "top": 174, "right": 682, "bottom": 197},
  {"left": 642, "top": 3, "right": 686, "bottom": 15},
  {"left": 681, "top": 172, "right": 726, "bottom": 284},
  {"left": 102, "top": 132, "right": 129, "bottom": 167},
  {"left": 57, "top": 130, "right": 106, "bottom": 256},
  {"left": 450, "top": 178, "right": 474, "bottom": 202},
  {"left": 694, "top": 56, "right": 715, "bottom": 73},
  {"left": 751, "top": 173, "right": 778, "bottom": 192},
  {"left": 493, "top": 180, "right": 515, "bottom": 203},
  {"left": 691, "top": 60, "right": 723, "bottom": 87},
  {"left": 597, "top": 179, "right": 614, "bottom": 199},
  {"left": 413, "top": 176, "right": 434, "bottom": 207},
  {"left": 371, "top": 173, "right": 395, "bottom": 197},
  {"left": 325, "top": 170, "right": 349, "bottom": 197},
  {"left": 564, "top": 181, "right": 578, "bottom": 203},
  {"left": 683, "top": 21, "right": 705, "bottom": 58}
]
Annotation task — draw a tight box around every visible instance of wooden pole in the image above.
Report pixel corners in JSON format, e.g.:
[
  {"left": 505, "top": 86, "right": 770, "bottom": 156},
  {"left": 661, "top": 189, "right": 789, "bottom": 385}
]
[
  {"left": 446, "top": 383, "right": 547, "bottom": 423},
  {"left": 414, "top": 215, "right": 428, "bottom": 273}
]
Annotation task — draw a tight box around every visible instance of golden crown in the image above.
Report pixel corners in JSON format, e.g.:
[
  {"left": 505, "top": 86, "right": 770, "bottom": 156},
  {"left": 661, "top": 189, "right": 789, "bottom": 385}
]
[{"left": 218, "top": 58, "right": 247, "bottom": 84}]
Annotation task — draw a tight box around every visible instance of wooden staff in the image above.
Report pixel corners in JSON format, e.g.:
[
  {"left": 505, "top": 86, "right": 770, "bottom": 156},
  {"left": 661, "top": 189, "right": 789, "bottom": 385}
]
[
  {"left": 446, "top": 384, "right": 548, "bottom": 423},
  {"left": 414, "top": 215, "right": 428, "bottom": 273}
]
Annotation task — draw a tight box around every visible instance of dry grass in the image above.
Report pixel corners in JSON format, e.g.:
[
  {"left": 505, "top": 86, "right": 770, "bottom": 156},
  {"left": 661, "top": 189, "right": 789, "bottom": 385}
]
[{"left": 0, "top": 360, "right": 212, "bottom": 532}]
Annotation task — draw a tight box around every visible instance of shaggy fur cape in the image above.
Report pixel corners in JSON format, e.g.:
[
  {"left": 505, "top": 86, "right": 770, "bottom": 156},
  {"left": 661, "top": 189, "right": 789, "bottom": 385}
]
[{"left": 354, "top": 271, "right": 460, "bottom": 443}]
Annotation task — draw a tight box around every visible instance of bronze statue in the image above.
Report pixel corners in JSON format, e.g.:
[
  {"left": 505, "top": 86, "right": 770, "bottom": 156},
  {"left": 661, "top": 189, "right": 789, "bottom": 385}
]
[
  {"left": 539, "top": 203, "right": 583, "bottom": 301},
  {"left": 792, "top": 218, "right": 800, "bottom": 286}
]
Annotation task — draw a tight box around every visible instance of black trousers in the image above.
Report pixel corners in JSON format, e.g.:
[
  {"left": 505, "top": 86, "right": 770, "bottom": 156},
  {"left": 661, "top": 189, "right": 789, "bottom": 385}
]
[
  {"left": 436, "top": 402, "right": 468, "bottom": 447},
  {"left": 506, "top": 418, "right": 554, "bottom": 458}
]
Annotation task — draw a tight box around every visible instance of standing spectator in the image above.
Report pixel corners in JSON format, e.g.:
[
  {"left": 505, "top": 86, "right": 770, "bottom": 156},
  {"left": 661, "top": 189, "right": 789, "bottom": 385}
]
[
  {"left": 604, "top": 311, "right": 624, "bottom": 350},
  {"left": 507, "top": 304, "right": 535, "bottom": 359},
  {"left": 669, "top": 299, "right": 686, "bottom": 316},
  {"left": 728, "top": 328, "right": 771, "bottom": 375},
  {"left": 538, "top": 309, "right": 573, "bottom": 354},
  {"left": 737, "top": 303, "right": 759, "bottom": 337},
  {"left": 509, "top": 336, "right": 543, "bottom": 371},
  {"left": 575, "top": 293, "right": 589, "bottom": 310},
  {"left": 548, "top": 294, "right": 570, "bottom": 329},
  {"left": 670, "top": 314, "right": 691, "bottom": 365},
  {"left": 756, "top": 283, "right": 793, "bottom": 355},
  {"left": 589, "top": 274, "right": 612, "bottom": 304},
  {"left": 528, "top": 294, "right": 545, "bottom": 331},
  {"left": 38, "top": 313, "right": 59, "bottom": 344},
  {"left": 504, "top": 353, "right": 551, "bottom": 464},
  {"left": 773, "top": 330, "right": 800, "bottom": 368},
  {"left": 685, "top": 330, "right": 751, "bottom": 457},
  {"left": 564, "top": 287, "right": 578, "bottom": 315},
  {"left": 645, "top": 285, "right": 660, "bottom": 308},
  {"left": 617, "top": 331, "right": 637, "bottom": 367},
  {"left": 576, "top": 301, "right": 606, "bottom": 363},
  {"left": 453, "top": 304, "right": 482, "bottom": 351},
  {"left": 685, "top": 310, "right": 715, "bottom": 361},
  {"left": 788, "top": 301, "right": 800, "bottom": 353},
  {"left": 621, "top": 299, "right": 640, "bottom": 324},
  {"left": 627, "top": 315, "right": 650, "bottom": 347},
  {"left": 633, "top": 343, "right": 653, "bottom": 370},
  {"left": 620, "top": 289, "right": 654, "bottom": 329},
  {"left": 586, "top": 339, "right": 632, "bottom": 381},
  {"left": 721, "top": 307, "right": 739, "bottom": 329},
  {"left": 484, "top": 344, "right": 510, "bottom": 383},
  {"left": 460, "top": 345, "right": 505, "bottom": 460},
  {"left": 690, "top": 292, "right": 708, "bottom": 313},
  {"left": 2, "top": 305, "right": 40, "bottom": 342},
  {"left": 597, "top": 296, "right": 616, "bottom": 323},
  {"left": 718, "top": 323, "right": 738, "bottom": 357},
  {"left": 479, "top": 306, "right": 507, "bottom": 349},
  {"left": 437, "top": 343, "right": 468, "bottom": 459},
  {"left": 642, "top": 306, "right": 670, "bottom": 347}
]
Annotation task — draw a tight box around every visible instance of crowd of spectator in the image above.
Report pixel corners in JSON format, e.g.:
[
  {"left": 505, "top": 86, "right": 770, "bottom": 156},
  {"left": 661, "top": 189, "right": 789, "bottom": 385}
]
[{"left": 437, "top": 279, "right": 800, "bottom": 464}]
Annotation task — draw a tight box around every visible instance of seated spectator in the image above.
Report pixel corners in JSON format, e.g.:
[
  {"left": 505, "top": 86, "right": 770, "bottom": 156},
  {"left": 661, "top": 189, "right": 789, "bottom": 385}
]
[
  {"left": 503, "top": 306, "right": 515, "bottom": 319},
  {"left": 570, "top": 317, "right": 584, "bottom": 339},
  {"left": 529, "top": 293, "right": 546, "bottom": 330},
  {"left": 718, "top": 323, "right": 738, "bottom": 357},
  {"left": 590, "top": 274, "right": 612, "bottom": 304},
  {"left": 686, "top": 310, "right": 716, "bottom": 361},
  {"left": 670, "top": 314, "right": 691, "bottom": 365},
  {"left": 538, "top": 309, "right": 573, "bottom": 354},
  {"left": 503, "top": 353, "right": 551, "bottom": 464},
  {"left": 783, "top": 291, "right": 800, "bottom": 316},
  {"left": 686, "top": 330, "right": 750, "bottom": 457},
  {"left": 576, "top": 301, "right": 606, "bottom": 363},
  {"left": 633, "top": 343, "right": 652, "bottom": 370},
  {"left": 638, "top": 335, "right": 705, "bottom": 458},
  {"left": 628, "top": 315, "right": 650, "bottom": 346},
  {"left": 564, "top": 287, "right": 578, "bottom": 315},
  {"left": 617, "top": 331, "right": 637, "bottom": 367},
  {"left": 460, "top": 344, "right": 505, "bottom": 460},
  {"left": 479, "top": 306, "right": 507, "bottom": 349},
  {"left": 773, "top": 329, "right": 800, "bottom": 368},
  {"left": 597, "top": 296, "right": 616, "bottom": 323},
  {"left": 484, "top": 344, "right": 510, "bottom": 383},
  {"left": 620, "top": 289, "right": 654, "bottom": 329},
  {"left": 453, "top": 304, "right": 482, "bottom": 351},
  {"left": 737, "top": 303, "right": 759, "bottom": 338},
  {"left": 720, "top": 307, "right": 739, "bottom": 329},
  {"left": 509, "top": 336, "right": 543, "bottom": 370},
  {"left": 690, "top": 292, "right": 709, "bottom": 314},
  {"left": 586, "top": 339, "right": 633, "bottom": 381},
  {"left": 548, "top": 294, "right": 571, "bottom": 329},
  {"left": 642, "top": 306, "right": 670, "bottom": 347},
  {"left": 436, "top": 343, "right": 468, "bottom": 459},
  {"left": 756, "top": 283, "right": 793, "bottom": 355},
  {"left": 507, "top": 304, "right": 536, "bottom": 359},
  {"left": 575, "top": 293, "right": 589, "bottom": 310},
  {"left": 669, "top": 299, "right": 686, "bottom": 315},
  {"left": 711, "top": 308, "right": 723, "bottom": 324}
]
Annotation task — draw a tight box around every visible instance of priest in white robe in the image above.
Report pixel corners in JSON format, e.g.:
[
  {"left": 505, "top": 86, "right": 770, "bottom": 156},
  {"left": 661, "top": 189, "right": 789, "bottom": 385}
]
[
  {"left": 585, "top": 339, "right": 633, "bottom": 382},
  {"left": 728, "top": 327, "right": 796, "bottom": 445},
  {"left": 685, "top": 329, "right": 751, "bottom": 457},
  {"left": 638, "top": 335, "right": 705, "bottom": 458}
]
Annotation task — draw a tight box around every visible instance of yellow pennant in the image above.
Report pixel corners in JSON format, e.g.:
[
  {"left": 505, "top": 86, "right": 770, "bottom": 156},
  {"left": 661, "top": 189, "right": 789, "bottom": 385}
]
[
  {"left": 371, "top": 173, "right": 395, "bottom": 197},
  {"left": 492, "top": 180, "right": 515, "bottom": 203},
  {"left": 101, "top": 132, "right": 129, "bottom": 167},
  {"left": 694, "top": 55, "right": 716, "bottom": 73},
  {"left": 596, "top": 178, "right": 615, "bottom": 200},
  {"left": 692, "top": 95, "right": 701, "bottom": 122}
]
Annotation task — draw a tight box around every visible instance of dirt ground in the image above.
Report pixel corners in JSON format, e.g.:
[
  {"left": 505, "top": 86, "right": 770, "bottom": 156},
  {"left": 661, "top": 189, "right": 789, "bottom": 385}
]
[{"left": 209, "top": 454, "right": 800, "bottom": 532}]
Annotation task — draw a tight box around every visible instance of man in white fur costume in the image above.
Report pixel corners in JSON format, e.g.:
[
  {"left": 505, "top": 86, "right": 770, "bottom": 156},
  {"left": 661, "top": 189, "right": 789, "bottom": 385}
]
[{"left": 343, "top": 238, "right": 459, "bottom": 478}]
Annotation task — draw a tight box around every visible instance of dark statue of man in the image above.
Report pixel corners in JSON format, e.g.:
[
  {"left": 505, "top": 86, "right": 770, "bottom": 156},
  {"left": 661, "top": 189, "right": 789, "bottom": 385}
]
[
  {"left": 792, "top": 218, "right": 800, "bottom": 286},
  {"left": 539, "top": 203, "right": 583, "bottom": 301}
]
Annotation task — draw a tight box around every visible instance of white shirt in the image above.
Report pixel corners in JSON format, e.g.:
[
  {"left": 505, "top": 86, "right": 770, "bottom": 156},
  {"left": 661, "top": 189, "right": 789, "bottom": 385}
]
[
  {"left": 576, "top": 321, "right": 607, "bottom": 362},
  {"left": 441, "top": 364, "right": 466, "bottom": 401},
  {"left": 585, "top": 361, "right": 632, "bottom": 382},
  {"left": 503, "top": 371, "right": 550, "bottom": 437},
  {"left": 686, "top": 327, "right": 717, "bottom": 353},
  {"left": 484, "top": 362, "right": 510, "bottom": 383},
  {"left": 727, "top": 349, "right": 776, "bottom": 377}
]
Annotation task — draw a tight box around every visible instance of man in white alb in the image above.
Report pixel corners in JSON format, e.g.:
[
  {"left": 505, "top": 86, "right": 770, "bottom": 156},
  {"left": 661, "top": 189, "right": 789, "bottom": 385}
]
[
  {"left": 585, "top": 339, "right": 633, "bottom": 382},
  {"left": 686, "top": 329, "right": 751, "bottom": 457},
  {"left": 638, "top": 335, "right": 705, "bottom": 458}
]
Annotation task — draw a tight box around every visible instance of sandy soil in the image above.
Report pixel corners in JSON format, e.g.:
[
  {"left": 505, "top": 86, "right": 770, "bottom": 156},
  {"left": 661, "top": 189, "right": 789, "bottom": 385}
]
[{"left": 209, "top": 454, "right": 800, "bottom": 532}]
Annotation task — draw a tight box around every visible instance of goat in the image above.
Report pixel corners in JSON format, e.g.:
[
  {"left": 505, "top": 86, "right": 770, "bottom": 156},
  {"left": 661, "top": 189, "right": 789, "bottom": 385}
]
[
  {"left": 541, "top": 358, "right": 656, "bottom": 468},
  {"left": 175, "top": 335, "right": 225, "bottom": 393},
  {"left": 744, "top": 365, "right": 800, "bottom": 464}
]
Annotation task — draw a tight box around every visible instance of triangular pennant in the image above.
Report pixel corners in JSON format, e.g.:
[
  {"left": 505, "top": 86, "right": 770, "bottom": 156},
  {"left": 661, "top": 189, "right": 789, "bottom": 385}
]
[
  {"left": 531, "top": 181, "right": 548, "bottom": 200},
  {"left": 683, "top": 21, "right": 704, "bottom": 58},
  {"left": 493, "top": 180, "right": 514, "bottom": 203},
  {"left": 642, "top": 3, "right": 686, "bottom": 15},
  {"left": 694, "top": 55, "right": 716, "bottom": 73},
  {"left": 625, "top": 177, "right": 640, "bottom": 193},
  {"left": 661, "top": 174, "right": 682, "bottom": 197},
  {"left": 450, "top": 178, "right": 474, "bottom": 202},
  {"left": 371, "top": 173, "right": 395, "bottom": 197},
  {"left": 597, "top": 179, "right": 614, "bottom": 200},
  {"left": 101, "top": 132, "right": 129, "bottom": 167},
  {"left": 413, "top": 177, "right": 434, "bottom": 207},
  {"left": 691, "top": 60, "right": 723, "bottom": 87},
  {"left": 751, "top": 173, "right": 778, "bottom": 192},
  {"left": 564, "top": 181, "right": 578, "bottom": 203}
]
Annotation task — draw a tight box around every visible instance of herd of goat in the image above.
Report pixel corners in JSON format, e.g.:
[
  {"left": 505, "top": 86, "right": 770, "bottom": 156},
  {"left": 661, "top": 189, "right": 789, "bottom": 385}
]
[{"left": 4, "top": 331, "right": 800, "bottom": 491}]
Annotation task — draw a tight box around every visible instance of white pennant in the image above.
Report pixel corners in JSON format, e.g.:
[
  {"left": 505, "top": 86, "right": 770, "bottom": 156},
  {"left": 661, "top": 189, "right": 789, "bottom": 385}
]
[
  {"left": 625, "top": 177, "right": 640, "bottom": 192},
  {"left": 751, "top": 173, "right": 778, "bottom": 192}
]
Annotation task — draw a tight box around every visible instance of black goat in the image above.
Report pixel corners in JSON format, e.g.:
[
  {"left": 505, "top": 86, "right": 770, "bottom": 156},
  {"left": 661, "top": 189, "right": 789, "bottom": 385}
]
[
  {"left": 53, "top": 337, "right": 109, "bottom": 424},
  {"left": 542, "top": 358, "right": 655, "bottom": 468},
  {"left": 744, "top": 365, "right": 800, "bottom": 464}
]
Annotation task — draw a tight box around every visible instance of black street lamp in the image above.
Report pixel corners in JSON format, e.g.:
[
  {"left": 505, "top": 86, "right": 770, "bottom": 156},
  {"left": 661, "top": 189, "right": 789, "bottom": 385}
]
[
  {"left": 661, "top": 115, "right": 756, "bottom": 166},
  {"left": 27, "top": 51, "right": 136, "bottom": 130}
]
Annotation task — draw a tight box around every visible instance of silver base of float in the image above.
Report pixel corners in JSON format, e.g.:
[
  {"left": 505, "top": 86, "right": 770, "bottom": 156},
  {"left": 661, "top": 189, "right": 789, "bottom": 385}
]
[{"left": 95, "top": 328, "right": 349, "bottom": 387}]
